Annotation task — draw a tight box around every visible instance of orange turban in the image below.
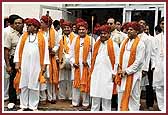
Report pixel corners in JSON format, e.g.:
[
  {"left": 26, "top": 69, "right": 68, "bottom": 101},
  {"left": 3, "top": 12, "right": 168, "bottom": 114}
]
[
  {"left": 27, "top": 18, "right": 41, "bottom": 28},
  {"left": 75, "top": 18, "right": 85, "bottom": 24},
  {"left": 62, "top": 20, "right": 72, "bottom": 28},
  {"left": 40, "top": 15, "right": 53, "bottom": 26},
  {"left": 94, "top": 23, "right": 100, "bottom": 34},
  {"left": 98, "top": 25, "right": 111, "bottom": 33},
  {"left": 126, "top": 22, "right": 141, "bottom": 31},
  {"left": 76, "top": 21, "right": 88, "bottom": 29}
]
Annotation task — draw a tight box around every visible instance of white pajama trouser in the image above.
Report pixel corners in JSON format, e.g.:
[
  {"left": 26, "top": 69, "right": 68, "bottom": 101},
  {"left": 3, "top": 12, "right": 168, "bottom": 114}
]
[
  {"left": 91, "top": 97, "right": 111, "bottom": 111},
  {"left": 47, "top": 83, "right": 57, "bottom": 101},
  {"left": 39, "top": 84, "right": 47, "bottom": 101},
  {"left": 20, "top": 87, "right": 39, "bottom": 110},
  {"left": 58, "top": 80, "right": 72, "bottom": 100},
  {"left": 4, "top": 77, "right": 9, "bottom": 100},
  {"left": 72, "top": 87, "right": 90, "bottom": 106},
  {"left": 155, "top": 86, "right": 165, "bottom": 111},
  {"left": 118, "top": 80, "right": 141, "bottom": 111}
]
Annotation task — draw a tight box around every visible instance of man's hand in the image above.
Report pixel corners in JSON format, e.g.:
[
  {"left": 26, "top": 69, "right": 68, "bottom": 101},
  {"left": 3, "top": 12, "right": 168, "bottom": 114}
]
[
  {"left": 6, "top": 66, "right": 12, "bottom": 74},
  {"left": 82, "top": 62, "right": 89, "bottom": 67},
  {"left": 73, "top": 63, "right": 79, "bottom": 68},
  {"left": 41, "top": 65, "right": 46, "bottom": 74},
  {"left": 121, "top": 71, "right": 128, "bottom": 77},
  {"left": 15, "top": 63, "right": 20, "bottom": 72}
]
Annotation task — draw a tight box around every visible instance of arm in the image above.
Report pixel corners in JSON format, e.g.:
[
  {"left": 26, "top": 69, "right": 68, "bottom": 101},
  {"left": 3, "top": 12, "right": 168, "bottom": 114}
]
[
  {"left": 69, "top": 37, "right": 76, "bottom": 67},
  {"left": 52, "top": 30, "right": 60, "bottom": 53},
  {"left": 4, "top": 33, "right": 12, "bottom": 74}
]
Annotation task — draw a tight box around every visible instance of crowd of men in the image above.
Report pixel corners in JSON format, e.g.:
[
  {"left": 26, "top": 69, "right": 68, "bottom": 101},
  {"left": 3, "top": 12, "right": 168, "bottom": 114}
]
[{"left": 3, "top": 14, "right": 165, "bottom": 111}]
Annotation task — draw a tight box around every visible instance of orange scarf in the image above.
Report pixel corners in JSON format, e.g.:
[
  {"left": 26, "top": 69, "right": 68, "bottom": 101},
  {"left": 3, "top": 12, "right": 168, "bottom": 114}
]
[
  {"left": 58, "top": 32, "right": 74, "bottom": 62},
  {"left": 48, "top": 28, "right": 59, "bottom": 84},
  {"left": 89, "top": 38, "right": 116, "bottom": 93},
  {"left": 14, "top": 32, "right": 45, "bottom": 94},
  {"left": 40, "top": 28, "right": 59, "bottom": 84},
  {"left": 73, "top": 34, "right": 90, "bottom": 93},
  {"left": 116, "top": 37, "right": 140, "bottom": 111}
]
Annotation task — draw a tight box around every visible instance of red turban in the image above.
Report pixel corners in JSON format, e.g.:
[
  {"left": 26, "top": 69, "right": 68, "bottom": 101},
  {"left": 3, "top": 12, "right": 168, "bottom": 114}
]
[
  {"left": 98, "top": 25, "right": 111, "bottom": 33},
  {"left": 24, "top": 18, "right": 31, "bottom": 24},
  {"left": 27, "top": 18, "right": 41, "bottom": 28},
  {"left": 76, "top": 21, "right": 88, "bottom": 29},
  {"left": 62, "top": 20, "right": 72, "bottom": 28},
  {"left": 126, "top": 22, "right": 141, "bottom": 32},
  {"left": 40, "top": 15, "right": 53, "bottom": 26},
  {"left": 94, "top": 23, "right": 100, "bottom": 34},
  {"left": 75, "top": 18, "right": 85, "bottom": 24}
]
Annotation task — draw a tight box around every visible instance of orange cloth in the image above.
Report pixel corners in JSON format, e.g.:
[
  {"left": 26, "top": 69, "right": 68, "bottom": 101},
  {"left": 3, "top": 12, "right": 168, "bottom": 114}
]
[
  {"left": 14, "top": 32, "right": 46, "bottom": 94},
  {"left": 116, "top": 37, "right": 140, "bottom": 111},
  {"left": 49, "top": 28, "right": 59, "bottom": 84},
  {"left": 13, "top": 70, "right": 21, "bottom": 94},
  {"left": 73, "top": 34, "right": 90, "bottom": 93},
  {"left": 40, "top": 28, "right": 59, "bottom": 84},
  {"left": 89, "top": 38, "right": 116, "bottom": 93},
  {"left": 58, "top": 32, "right": 74, "bottom": 62}
]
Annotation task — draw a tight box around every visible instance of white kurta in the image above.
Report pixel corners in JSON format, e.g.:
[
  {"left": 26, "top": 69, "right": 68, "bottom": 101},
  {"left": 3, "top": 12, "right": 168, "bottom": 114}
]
[
  {"left": 69, "top": 35, "right": 95, "bottom": 106},
  {"left": 69, "top": 35, "right": 95, "bottom": 80},
  {"left": 14, "top": 34, "right": 50, "bottom": 90},
  {"left": 118, "top": 38, "right": 145, "bottom": 92},
  {"left": 153, "top": 32, "right": 165, "bottom": 87},
  {"left": 90, "top": 41, "right": 119, "bottom": 99},
  {"left": 138, "top": 32, "right": 151, "bottom": 71},
  {"left": 59, "top": 34, "right": 73, "bottom": 81},
  {"left": 138, "top": 33, "right": 151, "bottom": 87}
]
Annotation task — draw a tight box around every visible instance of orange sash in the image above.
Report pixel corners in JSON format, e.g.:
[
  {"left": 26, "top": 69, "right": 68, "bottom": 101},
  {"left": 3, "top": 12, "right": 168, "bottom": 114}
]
[
  {"left": 39, "top": 28, "right": 59, "bottom": 84},
  {"left": 73, "top": 34, "right": 90, "bottom": 93},
  {"left": 13, "top": 32, "right": 45, "bottom": 94},
  {"left": 116, "top": 37, "right": 140, "bottom": 111},
  {"left": 58, "top": 32, "right": 74, "bottom": 62},
  {"left": 48, "top": 28, "right": 59, "bottom": 84},
  {"left": 89, "top": 38, "right": 116, "bottom": 93}
]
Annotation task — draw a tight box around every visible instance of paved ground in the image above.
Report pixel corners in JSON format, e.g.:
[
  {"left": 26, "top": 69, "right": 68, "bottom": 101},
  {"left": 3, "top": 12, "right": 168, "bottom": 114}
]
[{"left": 3, "top": 98, "right": 159, "bottom": 112}]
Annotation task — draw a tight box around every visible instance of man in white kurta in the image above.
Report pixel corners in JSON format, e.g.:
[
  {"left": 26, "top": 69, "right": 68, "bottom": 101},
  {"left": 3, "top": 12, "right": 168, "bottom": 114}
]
[
  {"left": 40, "top": 16, "right": 59, "bottom": 104},
  {"left": 138, "top": 20, "right": 151, "bottom": 92},
  {"left": 58, "top": 21, "right": 77, "bottom": 100},
  {"left": 69, "top": 20, "right": 95, "bottom": 108},
  {"left": 90, "top": 25, "right": 119, "bottom": 111},
  {"left": 117, "top": 22, "right": 145, "bottom": 111},
  {"left": 153, "top": 17, "right": 165, "bottom": 111},
  {"left": 14, "top": 18, "right": 50, "bottom": 111}
]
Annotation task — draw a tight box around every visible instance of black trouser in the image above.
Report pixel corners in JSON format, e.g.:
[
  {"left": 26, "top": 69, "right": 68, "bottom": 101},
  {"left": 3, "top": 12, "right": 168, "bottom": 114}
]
[
  {"left": 111, "top": 94, "right": 118, "bottom": 110},
  {"left": 8, "top": 56, "right": 17, "bottom": 104},
  {"left": 145, "top": 61, "right": 154, "bottom": 108}
]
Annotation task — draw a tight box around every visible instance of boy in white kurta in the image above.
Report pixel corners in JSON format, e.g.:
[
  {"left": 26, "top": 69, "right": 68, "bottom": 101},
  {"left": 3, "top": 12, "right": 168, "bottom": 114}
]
[
  {"left": 90, "top": 25, "right": 119, "bottom": 111},
  {"left": 14, "top": 18, "right": 50, "bottom": 111}
]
